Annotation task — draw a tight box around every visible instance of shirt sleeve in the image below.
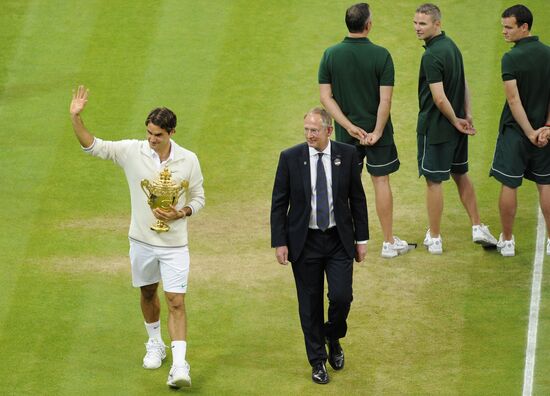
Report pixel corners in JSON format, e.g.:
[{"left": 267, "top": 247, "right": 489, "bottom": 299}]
[
  {"left": 379, "top": 51, "right": 395, "bottom": 86},
  {"left": 84, "top": 137, "right": 134, "bottom": 167},
  {"left": 318, "top": 50, "right": 331, "bottom": 84},
  {"left": 423, "top": 52, "right": 443, "bottom": 84},
  {"left": 501, "top": 53, "right": 516, "bottom": 81},
  {"left": 184, "top": 153, "right": 205, "bottom": 215}
]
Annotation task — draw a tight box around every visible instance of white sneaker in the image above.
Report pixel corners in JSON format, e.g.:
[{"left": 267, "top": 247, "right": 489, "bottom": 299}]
[
  {"left": 472, "top": 224, "right": 498, "bottom": 247},
  {"left": 167, "top": 363, "right": 191, "bottom": 388},
  {"left": 496, "top": 234, "right": 515, "bottom": 257},
  {"left": 381, "top": 236, "right": 409, "bottom": 258},
  {"left": 143, "top": 339, "right": 166, "bottom": 369},
  {"left": 423, "top": 229, "right": 442, "bottom": 255}
]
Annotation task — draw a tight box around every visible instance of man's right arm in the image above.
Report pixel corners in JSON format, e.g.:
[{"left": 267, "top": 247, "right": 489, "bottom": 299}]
[
  {"left": 319, "top": 84, "right": 367, "bottom": 142},
  {"left": 70, "top": 85, "right": 95, "bottom": 148},
  {"left": 271, "top": 151, "right": 291, "bottom": 265},
  {"left": 366, "top": 85, "right": 393, "bottom": 145}
]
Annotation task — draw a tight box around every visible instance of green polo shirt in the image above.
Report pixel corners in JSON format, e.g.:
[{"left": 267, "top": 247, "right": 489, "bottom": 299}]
[
  {"left": 499, "top": 36, "right": 550, "bottom": 135},
  {"left": 318, "top": 37, "right": 395, "bottom": 146},
  {"left": 417, "top": 32, "right": 466, "bottom": 144}
]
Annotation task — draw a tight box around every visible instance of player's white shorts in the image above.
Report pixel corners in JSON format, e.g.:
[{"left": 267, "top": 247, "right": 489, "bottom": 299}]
[{"left": 129, "top": 238, "right": 190, "bottom": 293}]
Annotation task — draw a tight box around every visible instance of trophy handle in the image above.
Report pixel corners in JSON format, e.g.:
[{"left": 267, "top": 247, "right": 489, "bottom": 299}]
[{"left": 141, "top": 180, "right": 151, "bottom": 198}]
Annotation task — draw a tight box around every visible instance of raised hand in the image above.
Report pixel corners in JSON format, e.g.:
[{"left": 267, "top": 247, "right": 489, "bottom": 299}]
[{"left": 70, "top": 85, "right": 89, "bottom": 116}]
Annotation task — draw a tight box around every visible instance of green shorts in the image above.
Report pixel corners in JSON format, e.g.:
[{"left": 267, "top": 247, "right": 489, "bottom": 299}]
[
  {"left": 355, "top": 143, "right": 400, "bottom": 176},
  {"left": 490, "top": 128, "right": 550, "bottom": 188},
  {"left": 417, "top": 132, "right": 468, "bottom": 182}
]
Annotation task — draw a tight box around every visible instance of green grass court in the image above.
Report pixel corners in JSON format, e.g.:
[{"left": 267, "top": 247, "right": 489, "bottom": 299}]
[{"left": 1, "top": 0, "right": 549, "bottom": 394}]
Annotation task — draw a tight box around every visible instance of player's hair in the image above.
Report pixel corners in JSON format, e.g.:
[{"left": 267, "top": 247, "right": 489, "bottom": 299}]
[
  {"left": 145, "top": 107, "right": 177, "bottom": 133},
  {"left": 304, "top": 107, "right": 332, "bottom": 129},
  {"left": 416, "top": 3, "right": 441, "bottom": 22},
  {"left": 502, "top": 4, "right": 533, "bottom": 30},
  {"left": 345, "top": 3, "right": 371, "bottom": 33}
]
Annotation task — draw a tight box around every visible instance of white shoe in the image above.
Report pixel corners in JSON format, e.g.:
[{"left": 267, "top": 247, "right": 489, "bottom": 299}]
[
  {"left": 167, "top": 363, "right": 191, "bottom": 388},
  {"left": 546, "top": 238, "right": 549, "bottom": 256},
  {"left": 143, "top": 339, "right": 166, "bottom": 369},
  {"left": 423, "top": 229, "right": 442, "bottom": 255},
  {"left": 497, "top": 234, "right": 515, "bottom": 257},
  {"left": 472, "top": 224, "right": 498, "bottom": 247},
  {"left": 381, "top": 236, "right": 409, "bottom": 258}
]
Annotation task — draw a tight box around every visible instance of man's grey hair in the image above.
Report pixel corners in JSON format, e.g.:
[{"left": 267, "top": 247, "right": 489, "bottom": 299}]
[
  {"left": 416, "top": 3, "right": 441, "bottom": 22},
  {"left": 304, "top": 107, "right": 332, "bottom": 129}
]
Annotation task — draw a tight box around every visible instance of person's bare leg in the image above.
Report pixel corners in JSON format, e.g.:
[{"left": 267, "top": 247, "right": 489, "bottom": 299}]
[
  {"left": 165, "top": 292, "right": 186, "bottom": 341},
  {"left": 451, "top": 173, "right": 481, "bottom": 226},
  {"left": 141, "top": 283, "right": 160, "bottom": 323},
  {"left": 499, "top": 185, "right": 517, "bottom": 241},
  {"left": 426, "top": 179, "right": 443, "bottom": 237},
  {"left": 537, "top": 184, "right": 550, "bottom": 237},
  {"left": 371, "top": 175, "right": 394, "bottom": 243}
]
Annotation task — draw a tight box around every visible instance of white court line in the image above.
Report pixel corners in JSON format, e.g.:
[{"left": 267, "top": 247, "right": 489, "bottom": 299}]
[{"left": 522, "top": 207, "right": 547, "bottom": 396}]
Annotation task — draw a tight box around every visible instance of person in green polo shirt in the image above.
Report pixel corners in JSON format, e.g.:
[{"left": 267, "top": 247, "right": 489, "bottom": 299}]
[
  {"left": 489, "top": 4, "right": 550, "bottom": 257},
  {"left": 319, "top": 2, "right": 408, "bottom": 259},
  {"left": 414, "top": 3, "right": 497, "bottom": 255}
]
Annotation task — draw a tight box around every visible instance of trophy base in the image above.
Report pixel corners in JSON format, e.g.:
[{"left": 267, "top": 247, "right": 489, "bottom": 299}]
[{"left": 151, "top": 220, "right": 170, "bottom": 233}]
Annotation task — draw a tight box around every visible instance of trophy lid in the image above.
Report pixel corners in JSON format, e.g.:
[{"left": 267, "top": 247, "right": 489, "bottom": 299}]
[{"left": 154, "top": 168, "right": 177, "bottom": 188}]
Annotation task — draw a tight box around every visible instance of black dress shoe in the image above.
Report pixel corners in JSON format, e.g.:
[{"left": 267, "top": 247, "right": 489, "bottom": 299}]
[
  {"left": 327, "top": 338, "right": 344, "bottom": 370},
  {"left": 311, "top": 362, "right": 329, "bottom": 384}
]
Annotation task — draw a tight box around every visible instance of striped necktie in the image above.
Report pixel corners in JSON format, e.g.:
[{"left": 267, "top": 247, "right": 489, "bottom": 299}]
[{"left": 316, "top": 153, "right": 329, "bottom": 231}]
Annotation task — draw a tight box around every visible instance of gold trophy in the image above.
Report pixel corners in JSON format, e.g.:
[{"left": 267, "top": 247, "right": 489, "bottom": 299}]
[{"left": 141, "top": 168, "right": 189, "bottom": 232}]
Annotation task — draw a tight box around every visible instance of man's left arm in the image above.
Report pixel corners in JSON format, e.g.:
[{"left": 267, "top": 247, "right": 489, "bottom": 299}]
[
  {"left": 504, "top": 79, "right": 546, "bottom": 146},
  {"left": 535, "top": 101, "right": 550, "bottom": 146}
]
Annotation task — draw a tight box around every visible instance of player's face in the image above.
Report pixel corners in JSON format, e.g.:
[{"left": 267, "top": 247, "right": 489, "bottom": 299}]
[
  {"left": 304, "top": 114, "right": 332, "bottom": 151},
  {"left": 146, "top": 122, "right": 173, "bottom": 155},
  {"left": 501, "top": 16, "right": 528, "bottom": 43},
  {"left": 413, "top": 12, "right": 440, "bottom": 41}
]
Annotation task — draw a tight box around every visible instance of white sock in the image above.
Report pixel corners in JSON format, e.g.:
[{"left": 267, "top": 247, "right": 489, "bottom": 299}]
[
  {"left": 144, "top": 320, "right": 162, "bottom": 342},
  {"left": 171, "top": 340, "right": 187, "bottom": 367}
]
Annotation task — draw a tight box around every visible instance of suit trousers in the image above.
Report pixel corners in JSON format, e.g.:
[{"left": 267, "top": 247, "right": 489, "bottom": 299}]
[{"left": 291, "top": 227, "right": 353, "bottom": 366}]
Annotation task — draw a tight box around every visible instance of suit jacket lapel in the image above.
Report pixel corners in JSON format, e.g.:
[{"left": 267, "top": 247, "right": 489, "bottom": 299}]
[
  {"left": 331, "top": 141, "right": 341, "bottom": 202},
  {"left": 300, "top": 143, "right": 311, "bottom": 203}
]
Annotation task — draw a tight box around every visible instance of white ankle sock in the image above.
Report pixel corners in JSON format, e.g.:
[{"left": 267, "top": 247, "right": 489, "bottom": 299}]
[
  {"left": 171, "top": 340, "right": 187, "bottom": 367},
  {"left": 144, "top": 320, "right": 162, "bottom": 342}
]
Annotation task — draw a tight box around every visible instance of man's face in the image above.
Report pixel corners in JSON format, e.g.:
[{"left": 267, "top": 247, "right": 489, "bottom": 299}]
[
  {"left": 146, "top": 122, "right": 173, "bottom": 154},
  {"left": 414, "top": 12, "right": 440, "bottom": 41},
  {"left": 501, "top": 16, "right": 528, "bottom": 43},
  {"left": 304, "top": 114, "right": 332, "bottom": 151}
]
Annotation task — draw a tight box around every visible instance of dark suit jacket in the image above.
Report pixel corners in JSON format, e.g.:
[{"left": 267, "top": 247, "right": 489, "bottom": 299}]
[{"left": 270, "top": 140, "right": 369, "bottom": 263}]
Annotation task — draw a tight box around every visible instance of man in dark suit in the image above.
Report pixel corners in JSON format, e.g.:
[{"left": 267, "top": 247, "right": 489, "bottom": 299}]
[{"left": 271, "top": 107, "right": 369, "bottom": 384}]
